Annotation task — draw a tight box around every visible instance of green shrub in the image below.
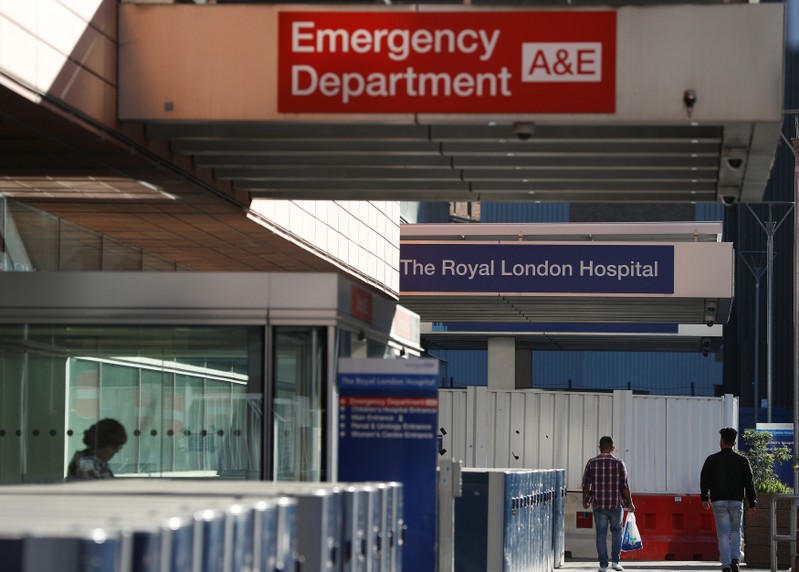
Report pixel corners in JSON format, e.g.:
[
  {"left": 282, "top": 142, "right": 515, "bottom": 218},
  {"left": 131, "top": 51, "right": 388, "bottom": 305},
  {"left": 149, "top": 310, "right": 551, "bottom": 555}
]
[{"left": 740, "top": 429, "right": 792, "bottom": 494}]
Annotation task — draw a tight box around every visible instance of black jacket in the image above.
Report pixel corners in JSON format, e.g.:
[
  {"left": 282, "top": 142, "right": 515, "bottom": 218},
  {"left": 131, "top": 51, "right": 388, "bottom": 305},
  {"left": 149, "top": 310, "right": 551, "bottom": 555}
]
[{"left": 700, "top": 448, "right": 757, "bottom": 507}]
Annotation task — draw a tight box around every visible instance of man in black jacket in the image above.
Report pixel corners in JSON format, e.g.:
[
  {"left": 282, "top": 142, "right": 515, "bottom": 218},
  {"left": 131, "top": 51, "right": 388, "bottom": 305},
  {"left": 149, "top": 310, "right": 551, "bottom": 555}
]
[{"left": 700, "top": 427, "right": 757, "bottom": 572}]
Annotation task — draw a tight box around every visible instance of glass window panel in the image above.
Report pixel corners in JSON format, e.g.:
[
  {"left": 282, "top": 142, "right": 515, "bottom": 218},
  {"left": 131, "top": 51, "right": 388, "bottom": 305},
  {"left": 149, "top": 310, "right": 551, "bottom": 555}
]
[
  {"left": 0, "top": 343, "right": 24, "bottom": 483},
  {"left": 8, "top": 202, "right": 58, "bottom": 271},
  {"left": 205, "top": 379, "right": 231, "bottom": 475},
  {"left": 174, "top": 374, "right": 204, "bottom": 473},
  {"left": 222, "top": 383, "right": 253, "bottom": 478},
  {"left": 0, "top": 197, "right": 189, "bottom": 273},
  {"left": 26, "top": 355, "right": 67, "bottom": 480},
  {"left": 273, "top": 326, "right": 326, "bottom": 482},
  {"left": 68, "top": 359, "right": 101, "bottom": 450},
  {"left": 59, "top": 221, "right": 102, "bottom": 271},
  {"left": 102, "top": 237, "right": 144, "bottom": 271},
  {"left": 98, "top": 363, "right": 138, "bottom": 475},
  {"left": 0, "top": 325, "right": 263, "bottom": 482},
  {"left": 140, "top": 369, "right": 166, "bottom": 475},
  {"left": 1, "top": 198, "right": 36, "bottom": 272}
]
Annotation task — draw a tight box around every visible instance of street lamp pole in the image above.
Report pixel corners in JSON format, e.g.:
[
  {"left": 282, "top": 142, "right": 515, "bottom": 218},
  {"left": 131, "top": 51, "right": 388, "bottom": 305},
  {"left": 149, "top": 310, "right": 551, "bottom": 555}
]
[
  {"left": 739, "top": 253, "right": 767, "bottom": 425},
  {"left": 747, "top": 203, "right": 793, "bottom": 422},
  {"left": 792, "top": 134, "right": 799, "bottom": 494}
]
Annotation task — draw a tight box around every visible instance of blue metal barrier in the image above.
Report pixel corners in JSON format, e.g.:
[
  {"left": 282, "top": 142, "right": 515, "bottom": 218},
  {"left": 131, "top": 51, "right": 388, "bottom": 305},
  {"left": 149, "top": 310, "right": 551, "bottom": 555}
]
[
  {"left": 454, "top": 468, "right": 566, "bottom": 572},
  {"left": 553, "top": 469, "right": 566, "bottom": 568}
]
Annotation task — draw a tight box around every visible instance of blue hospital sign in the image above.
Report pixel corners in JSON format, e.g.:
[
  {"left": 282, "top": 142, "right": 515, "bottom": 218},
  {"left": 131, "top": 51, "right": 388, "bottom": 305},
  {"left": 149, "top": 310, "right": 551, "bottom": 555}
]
[
  {"left": 400, "top": 243, "right": 675, "bottom": 294},
  {"left": 338, "top": 358, "right": 439, "bottom": 572}
]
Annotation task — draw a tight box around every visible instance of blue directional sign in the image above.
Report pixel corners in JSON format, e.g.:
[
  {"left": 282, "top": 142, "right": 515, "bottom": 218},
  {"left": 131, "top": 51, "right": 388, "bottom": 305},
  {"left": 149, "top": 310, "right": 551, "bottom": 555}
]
[{"left": 338, "top": 358, "right": 439, "bottom": 572}]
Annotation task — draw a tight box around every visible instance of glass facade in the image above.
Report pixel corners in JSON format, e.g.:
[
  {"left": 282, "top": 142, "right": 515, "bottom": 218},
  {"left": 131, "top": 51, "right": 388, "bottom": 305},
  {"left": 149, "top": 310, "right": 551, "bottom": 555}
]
[
  {"left": 0, "top": 197, "right": 188, "bottom": 272},
  {"left": 0, "top": 324, "right": 264, "bottom": 482},
  {"left": 0, "top": 322, "right": 364, "bottom": 484}
]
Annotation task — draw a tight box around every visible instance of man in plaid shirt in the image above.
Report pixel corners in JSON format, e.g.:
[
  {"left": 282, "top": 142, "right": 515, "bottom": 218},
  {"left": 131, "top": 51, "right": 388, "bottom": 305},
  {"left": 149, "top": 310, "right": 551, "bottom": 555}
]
[{"left": 582, "top": 436, "right": 636, "bottom": 572}]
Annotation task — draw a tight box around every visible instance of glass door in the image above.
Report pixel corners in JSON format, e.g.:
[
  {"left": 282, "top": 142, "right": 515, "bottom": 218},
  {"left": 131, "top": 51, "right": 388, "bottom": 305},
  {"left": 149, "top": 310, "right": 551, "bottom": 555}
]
[{"left": 272, "top": 326, "right": 326, "bottom": 481}]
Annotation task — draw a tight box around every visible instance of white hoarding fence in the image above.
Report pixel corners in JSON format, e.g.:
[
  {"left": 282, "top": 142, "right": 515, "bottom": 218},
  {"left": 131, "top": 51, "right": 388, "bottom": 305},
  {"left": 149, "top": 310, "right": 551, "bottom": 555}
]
[{"left": 438, "top": 388, "right": 737, "bottom": 494}]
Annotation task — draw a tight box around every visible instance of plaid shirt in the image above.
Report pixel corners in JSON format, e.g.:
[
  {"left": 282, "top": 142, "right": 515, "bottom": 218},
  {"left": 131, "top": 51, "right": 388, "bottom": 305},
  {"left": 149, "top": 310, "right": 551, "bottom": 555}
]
[
  {"left": 582, "top": 452, "right": 629, "bottom": 510},
  {"left": 67, "top": 450, "right": 114, "bottom": 480}
]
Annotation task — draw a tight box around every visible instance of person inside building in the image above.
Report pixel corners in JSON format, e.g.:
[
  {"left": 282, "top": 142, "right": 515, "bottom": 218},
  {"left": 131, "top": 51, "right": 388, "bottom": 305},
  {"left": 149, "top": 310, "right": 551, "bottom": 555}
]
[
  {"left": 700, "top": 427, "right": 757, "bottom": 572},
  {"left": 582, "top": 435, "right": 636, "bottom": 572},
  {"left": 67, "top": 418, "right": 127, "bottom": 479}
]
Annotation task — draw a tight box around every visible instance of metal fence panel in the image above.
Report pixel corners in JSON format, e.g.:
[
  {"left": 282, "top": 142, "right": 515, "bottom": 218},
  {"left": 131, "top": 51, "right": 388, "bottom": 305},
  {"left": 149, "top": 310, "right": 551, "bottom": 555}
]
[{"left": 439, "top": 388, "right": 736, "bottom": 493}]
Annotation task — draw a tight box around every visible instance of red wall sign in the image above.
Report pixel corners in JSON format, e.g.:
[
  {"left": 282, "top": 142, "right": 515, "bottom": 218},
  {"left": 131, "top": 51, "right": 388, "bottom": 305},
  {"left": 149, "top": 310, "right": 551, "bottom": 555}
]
[
  {"left": 278, "top": 11, "right": 616, "bottom": 114},
  {"left": 351, "top": 285, "right": 373, "bottom": 323}
]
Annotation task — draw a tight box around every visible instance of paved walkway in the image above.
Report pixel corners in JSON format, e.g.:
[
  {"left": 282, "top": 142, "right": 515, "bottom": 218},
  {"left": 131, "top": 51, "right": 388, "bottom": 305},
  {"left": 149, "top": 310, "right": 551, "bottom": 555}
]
[{"left": 560, "top": 560, "right": 779, "bottom": 572}]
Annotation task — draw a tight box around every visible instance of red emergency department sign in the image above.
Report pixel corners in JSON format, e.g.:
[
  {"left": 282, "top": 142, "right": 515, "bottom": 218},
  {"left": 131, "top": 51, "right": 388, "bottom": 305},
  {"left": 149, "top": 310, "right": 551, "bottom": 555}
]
[{"left": 278, "top": 11, "right": 616, "bottom": 114}]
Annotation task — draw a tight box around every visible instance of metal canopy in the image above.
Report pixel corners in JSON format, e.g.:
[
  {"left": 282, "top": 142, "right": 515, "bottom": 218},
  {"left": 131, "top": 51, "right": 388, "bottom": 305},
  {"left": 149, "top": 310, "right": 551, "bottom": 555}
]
[
  {"left": 118, "top": 3, "right": 784, "bottom": 205},
  {"left": 400, "top": 222, "right": 728, "bottom": 352},
  {"left": 401, "top": 221, "right": 724, "bottom": 243},
  {"left": 421, "top": 330, "right": 721, "bottom": 353},
  {"left": 147, "top": 121, "right": 733, "bottom": 203},
  {"left": 402, "top": 295, "right": 722, "bottom": 324}
]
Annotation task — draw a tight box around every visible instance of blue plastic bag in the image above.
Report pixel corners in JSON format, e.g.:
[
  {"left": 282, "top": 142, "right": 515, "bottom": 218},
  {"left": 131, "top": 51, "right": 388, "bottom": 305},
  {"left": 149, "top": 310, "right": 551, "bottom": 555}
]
[{"left": 621, "top": 513, "right": 643, "bottom": 551}]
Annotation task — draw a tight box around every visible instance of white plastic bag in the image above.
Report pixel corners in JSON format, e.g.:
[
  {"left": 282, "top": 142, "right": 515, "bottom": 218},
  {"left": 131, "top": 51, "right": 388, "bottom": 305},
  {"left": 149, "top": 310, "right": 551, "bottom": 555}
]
[{"left": 621, "top": 512, "right": 643, "bottom": 551}]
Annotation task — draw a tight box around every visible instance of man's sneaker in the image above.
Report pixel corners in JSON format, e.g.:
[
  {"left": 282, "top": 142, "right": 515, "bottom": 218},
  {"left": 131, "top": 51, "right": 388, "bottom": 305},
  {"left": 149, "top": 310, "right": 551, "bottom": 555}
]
[
  {"left": 731, "top": 559, "right": 740, "bottom": 572},
  {"left": 610, "top": 564, "right": 624, "bottom": 571},
  {"left": 598, "top": 567, "right": 607, "bottom": 572}
]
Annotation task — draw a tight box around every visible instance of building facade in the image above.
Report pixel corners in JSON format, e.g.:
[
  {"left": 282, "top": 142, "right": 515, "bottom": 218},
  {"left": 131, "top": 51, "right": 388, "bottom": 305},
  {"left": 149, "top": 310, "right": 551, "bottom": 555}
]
[{"left": 0, "top": 0, "right": 787, "bottom": 484}]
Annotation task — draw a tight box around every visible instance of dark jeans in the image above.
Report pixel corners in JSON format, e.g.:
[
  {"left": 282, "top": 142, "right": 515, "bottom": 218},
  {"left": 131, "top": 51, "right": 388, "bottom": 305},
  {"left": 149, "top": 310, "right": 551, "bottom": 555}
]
[{"left": 594, "top": 506, "right": 624, "bottom": 567}]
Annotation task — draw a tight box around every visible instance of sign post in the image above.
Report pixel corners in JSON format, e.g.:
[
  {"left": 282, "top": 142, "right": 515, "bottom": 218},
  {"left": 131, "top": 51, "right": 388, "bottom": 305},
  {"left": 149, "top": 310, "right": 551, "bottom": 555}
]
[{"left": 338, "top": 358, "right": 439, "bottom": 572}]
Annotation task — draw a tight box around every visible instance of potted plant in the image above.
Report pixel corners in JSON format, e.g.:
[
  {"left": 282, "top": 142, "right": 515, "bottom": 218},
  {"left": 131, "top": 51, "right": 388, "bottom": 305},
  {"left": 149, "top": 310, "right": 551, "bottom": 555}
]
[{"left": 739, "top": 429, "right": 792, "bottom": 567}]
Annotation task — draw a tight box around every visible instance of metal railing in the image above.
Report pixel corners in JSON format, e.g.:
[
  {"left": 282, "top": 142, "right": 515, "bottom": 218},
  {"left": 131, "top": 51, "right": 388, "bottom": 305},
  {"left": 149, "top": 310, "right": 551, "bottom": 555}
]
[{"left": 770, "top": 493, "right": 798, "bottom": 572}]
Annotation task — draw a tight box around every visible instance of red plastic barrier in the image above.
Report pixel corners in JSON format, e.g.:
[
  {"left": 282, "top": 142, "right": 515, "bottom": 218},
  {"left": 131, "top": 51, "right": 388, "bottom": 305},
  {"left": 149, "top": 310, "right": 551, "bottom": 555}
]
[{"left": 622, "top": 494, "right": 718, "bottom": 561}]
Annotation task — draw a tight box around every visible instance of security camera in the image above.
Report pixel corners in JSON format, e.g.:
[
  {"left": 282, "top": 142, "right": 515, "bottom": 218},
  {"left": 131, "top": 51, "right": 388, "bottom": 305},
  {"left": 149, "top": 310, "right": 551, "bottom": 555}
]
[
  {"left": 718, "top": 189, "right": 740, "bottom": 206},
  {"left": 513, "top": 122, "right": 534, "bottom": 141},
  {"left": 721, "top": 148, "right": 746, "bottom": 175}
]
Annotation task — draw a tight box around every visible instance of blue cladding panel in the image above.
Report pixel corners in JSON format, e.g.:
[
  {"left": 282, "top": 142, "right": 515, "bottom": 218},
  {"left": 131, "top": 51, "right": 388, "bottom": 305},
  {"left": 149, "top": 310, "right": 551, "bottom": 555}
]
[
  {"left": 454, "top": 472, "right": 490, "bottom": 572},
  {"left": 276, "top": 502, "right": 297, "bottom": 572},
  {"left": 532, "top": 351, "right": 722, "bottom": 395},
  {"left": 695, "top": 203, "right": 723, "bottom": 222},
  {"left": 482, "top": 203, "right": 569, "bottom": 223},
  {"left": 428, "top": 349, "right": 487, "bottom": 388},
  {"left": 200, "top": 515, "right": 226, "bottom": 572},
  {"left": 254, "top": 504, "right": 279, "bottom": 572},
  {"left": 553, "top": 470, "right": 566, "bottom": 567},
  {"left": 455, "top": 469, "right": 565, "bottom": 572},
  {"left": 79, "top": 537, "right": 122, "bottom": 572},
  {"left": 132, "top": 530, "right": 161, "bottom": 572},
  {"left": 168, "top": 523, "right": 194, "bottom": 572},
  {"left": 230, "top": 510, "right": 255, "bottom": 572},
  {"left": 431, "top": 349, "right": 721, "bottom": 395}
]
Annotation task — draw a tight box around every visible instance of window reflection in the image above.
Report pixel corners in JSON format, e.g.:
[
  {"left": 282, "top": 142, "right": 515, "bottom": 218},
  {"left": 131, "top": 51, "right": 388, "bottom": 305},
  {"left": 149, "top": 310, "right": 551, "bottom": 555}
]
[
  {"left": 0, "top": 325, "right": 263, "bottom": 483},
  {"left": 273, "top": 327, "right": 326, "bottom": 482}
]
